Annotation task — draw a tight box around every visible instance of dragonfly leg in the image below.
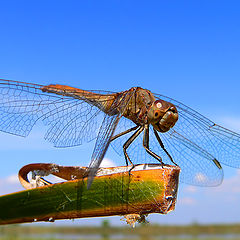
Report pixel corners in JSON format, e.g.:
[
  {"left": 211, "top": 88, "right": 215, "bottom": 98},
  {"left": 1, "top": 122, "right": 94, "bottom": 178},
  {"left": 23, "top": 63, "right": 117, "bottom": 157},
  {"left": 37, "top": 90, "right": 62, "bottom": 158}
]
[
  {"left": 143, "top": 125, "right": 163, "bottom": 164},
  {"left": 110, "top": 125, "right": 139, "bottom": 171},
  {"left": 123, "top": 126, "right": 144, "bottom": 167},
  {"left": 153, "top": 128, "right": 178, "bottom": 166},
  {"left": 110, "top": 125, "right": 139, "bottom": 141}
]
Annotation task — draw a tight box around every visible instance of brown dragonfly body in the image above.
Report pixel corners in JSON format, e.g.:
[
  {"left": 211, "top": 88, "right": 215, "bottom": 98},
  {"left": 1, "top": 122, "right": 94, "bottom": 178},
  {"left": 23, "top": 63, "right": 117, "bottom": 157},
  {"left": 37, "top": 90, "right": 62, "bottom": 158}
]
[
  {"left": 42, "top": 85, "right": 178, "bottom": 132},
  {"left": 0, "top": 79, "right": 240, "bottom": 188},
  {"left": 42, "top": 84, "right": 179, "bottom": 181}
]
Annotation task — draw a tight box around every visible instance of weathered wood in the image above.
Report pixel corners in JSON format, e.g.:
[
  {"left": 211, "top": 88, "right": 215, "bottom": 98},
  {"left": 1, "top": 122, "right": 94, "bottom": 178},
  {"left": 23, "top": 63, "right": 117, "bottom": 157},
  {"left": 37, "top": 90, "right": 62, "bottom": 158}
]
[{"left": 0, "top": 164, "right": 180, "bottom": 225}]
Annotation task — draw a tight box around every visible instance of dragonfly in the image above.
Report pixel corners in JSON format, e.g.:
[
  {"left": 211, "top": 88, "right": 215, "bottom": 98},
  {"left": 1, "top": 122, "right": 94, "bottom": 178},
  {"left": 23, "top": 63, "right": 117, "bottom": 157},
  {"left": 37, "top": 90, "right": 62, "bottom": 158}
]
[{"left": 0, "top": 79, "right": 239, "bottom": 188}]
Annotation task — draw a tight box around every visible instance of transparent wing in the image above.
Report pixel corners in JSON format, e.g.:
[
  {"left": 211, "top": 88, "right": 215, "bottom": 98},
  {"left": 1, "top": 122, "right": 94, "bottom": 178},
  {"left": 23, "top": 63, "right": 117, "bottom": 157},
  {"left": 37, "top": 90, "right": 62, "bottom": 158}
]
[
  {"left": 0, "top": 79, "right": 116, "bottom": 147},
  {"left": 87, "top": 90, "right": 137, "bottom": 187},
  {"left": 87, "top": 113, "right": 121, "bottom": 188},
  {"left": 111, "top": 117, "right": 145, "bottom": 160},
  {"left": 161, "top": 129, "right": 223, "bottom": 186},
  {"left": 154, "top": 93, "right": 240, "bottom": 168},
  {"left": 111, "top": 123, "right": 223, "bottom": 186},
  {"left": 111, "top": 117, "right": 173, "bottom": 165}
]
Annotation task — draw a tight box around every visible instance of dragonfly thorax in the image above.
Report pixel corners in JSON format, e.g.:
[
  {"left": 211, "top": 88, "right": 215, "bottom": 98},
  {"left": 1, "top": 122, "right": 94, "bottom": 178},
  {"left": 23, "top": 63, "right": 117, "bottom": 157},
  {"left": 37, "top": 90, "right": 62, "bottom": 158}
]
[
  {"left": 122, "top": 88, "right": 178, "bottom": 132},
  {"left": 122, "top": 87, "right": 156, "bottom": 125}
]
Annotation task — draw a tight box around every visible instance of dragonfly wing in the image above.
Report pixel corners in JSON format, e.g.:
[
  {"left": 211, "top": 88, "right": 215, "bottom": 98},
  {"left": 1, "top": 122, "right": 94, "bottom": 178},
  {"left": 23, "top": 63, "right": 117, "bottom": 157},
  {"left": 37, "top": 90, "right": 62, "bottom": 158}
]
[
  {"left": 0, "top": 79, "right": 114, "bottom": 147},
  {"left": 87, "top": 89, "right": 137, "bottom": 188},
  {"left": 154, "top": 93, "right": 240, "bottom": 168},
  {"left": 111, "top": 121, "right": 223, "bottom": 186},
  {"left": 160, "top": 129, "right": 223, "bottom": 186},
  {"left": 111, "top": 116, "right": 153, "bottom": 166},
  {"left": 87, "top": 113, "right": 121, "bottom": 188}
]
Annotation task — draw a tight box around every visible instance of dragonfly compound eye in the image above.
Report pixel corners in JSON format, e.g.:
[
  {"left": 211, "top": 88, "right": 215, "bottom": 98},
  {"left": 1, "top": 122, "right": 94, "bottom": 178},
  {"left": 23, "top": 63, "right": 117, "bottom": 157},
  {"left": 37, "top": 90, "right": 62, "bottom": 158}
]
[{"left": 148, "top": 100, "right": 167, "bottom": 123}]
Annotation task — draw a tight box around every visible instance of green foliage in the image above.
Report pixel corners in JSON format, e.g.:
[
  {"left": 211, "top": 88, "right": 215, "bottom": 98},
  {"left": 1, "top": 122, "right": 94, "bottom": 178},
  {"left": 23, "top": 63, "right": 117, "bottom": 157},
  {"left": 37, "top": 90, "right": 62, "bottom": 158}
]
[{"left": 0, "top": 176, "right": 161, "bottom": 224}]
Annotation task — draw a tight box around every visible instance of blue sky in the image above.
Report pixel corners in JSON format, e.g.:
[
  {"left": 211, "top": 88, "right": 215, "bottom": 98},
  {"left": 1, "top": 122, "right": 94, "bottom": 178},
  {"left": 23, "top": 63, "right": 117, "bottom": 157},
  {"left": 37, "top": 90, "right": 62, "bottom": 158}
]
[{"left": 0, "top": 0, "right": 240, "bottom": 226}]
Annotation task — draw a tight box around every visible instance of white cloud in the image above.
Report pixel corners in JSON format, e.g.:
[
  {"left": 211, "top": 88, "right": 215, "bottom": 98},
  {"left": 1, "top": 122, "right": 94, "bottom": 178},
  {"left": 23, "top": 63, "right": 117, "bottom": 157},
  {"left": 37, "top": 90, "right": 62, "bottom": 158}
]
[
  {"left": 178, "top": 197, "right": 196, "bottom": 205},
  {"left": 99, "top": 158, "right": 116, "bottom": 167},
  {"left": 184, "top": 186, "right": 197, "bottom": 193},
  {"left": 201, "top": 170, "right": 240, "bottom": 205},
  {"left": 194, "top": 172, "right": 207, "bottom": 184},
  {"left": 5, "top": 174, "right": 19, "bottom": 184},
  {"left": 0, "top": 174, "right": 23, "bottom": 195}
]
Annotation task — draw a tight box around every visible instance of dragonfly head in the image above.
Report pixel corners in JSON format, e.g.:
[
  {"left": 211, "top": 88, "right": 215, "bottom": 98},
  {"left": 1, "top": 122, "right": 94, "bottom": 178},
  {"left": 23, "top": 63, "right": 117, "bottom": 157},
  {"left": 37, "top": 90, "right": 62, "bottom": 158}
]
[{"left": 147, "top": 100, "right": 178, "bottom": 132}]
